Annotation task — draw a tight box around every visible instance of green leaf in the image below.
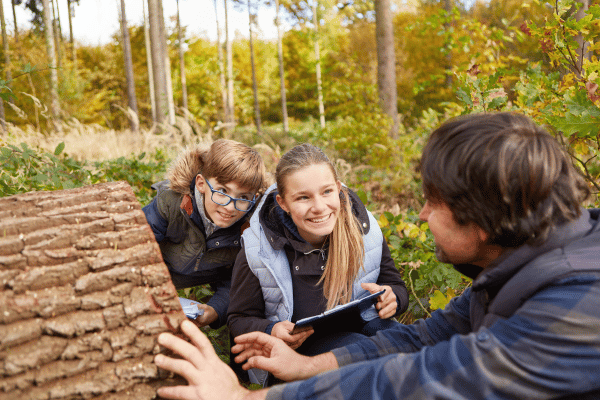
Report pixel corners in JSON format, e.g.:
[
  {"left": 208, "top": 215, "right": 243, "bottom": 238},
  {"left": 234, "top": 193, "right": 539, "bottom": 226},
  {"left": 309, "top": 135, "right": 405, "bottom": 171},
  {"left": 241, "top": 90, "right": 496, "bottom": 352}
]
[
  {"left": 429, "top": 290, "right": 450, "bottom": 310},
  {"left": 54, "top": 142, "right": 65, "bottom": 156}
]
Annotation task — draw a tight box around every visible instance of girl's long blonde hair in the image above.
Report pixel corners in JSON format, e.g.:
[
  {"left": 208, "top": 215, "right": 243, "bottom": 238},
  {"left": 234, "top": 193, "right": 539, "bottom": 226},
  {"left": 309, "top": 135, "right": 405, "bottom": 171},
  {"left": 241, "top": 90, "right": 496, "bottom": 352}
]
[{"left": 276, "top": 144, "right": 364, "bottom": 310}]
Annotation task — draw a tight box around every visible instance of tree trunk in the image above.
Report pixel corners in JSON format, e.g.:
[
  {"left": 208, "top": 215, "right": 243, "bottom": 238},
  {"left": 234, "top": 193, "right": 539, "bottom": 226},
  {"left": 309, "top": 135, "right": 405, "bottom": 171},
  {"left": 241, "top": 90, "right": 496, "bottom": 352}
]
[
  {"left": 51, "top": 0, "right": 62, "bottom": 69},
  {"left": 11, "top": 0, "right": 18, "bottom": 39},
  {"left": 119, "top": 0, "right": 139, "bottom": 131},
  {"left": 147, "top": 0, "right": 169, "bottom": 125},
  {"left": 224, "top": 0, "right": 235, "bottom": 134},
  {"left": 374, "top": 0, "right": 399, "bottom": 138},
  {"left": 312, "top": 1, "right": 325, "bottom": 128},
  {"left": 275, "top": 0, "right": 288, "bottom": 133},
  {"left": 575, "top": 0, "right": 590, "bottom": 74},
  {"left": 248, "top": 1, "right": 262, "bottom": 134},
  {"left": 158, "top": 0, "right": 176, "bottom": 125},
  {"left": 67, "top": 0, "right": 75, "bottom": 65},
  {"left": 176, "top": 0, "right": 188, "bottom": 112},
  {"left": 143, "top": 0, "right": 157, "bottom": 123},
  {"left": 213, "top": 0, "right": 227, "bottom": 122},
  {"left": 443, "top": 0, "right": 452, "bottom": 88},
  {"left": 0, "top": 0, "right": 9, "bottom": 132},
  {"left": 42, "top": 0, "right": 60, "bottom": 126}
]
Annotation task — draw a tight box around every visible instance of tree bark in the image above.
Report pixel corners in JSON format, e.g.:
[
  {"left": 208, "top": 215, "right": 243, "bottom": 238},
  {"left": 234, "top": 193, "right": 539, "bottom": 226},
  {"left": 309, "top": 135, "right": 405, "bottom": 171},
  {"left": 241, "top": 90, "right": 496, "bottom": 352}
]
[
  {"left": 143, "top": 0, "right": 157, "bottom": 123},
  {"left": 42, "top": 0, "right": 60, "bottom": 126},
  {"left": 248, "top": 0, "right": 262, "bottom": 134},
  {"left": 158, "top": 0, "right": 176, "bottom": 125},
  {"left": 374, "top": 0, "right": 399, "bottom": 138},
  {"left": 312, "top": 0, "right": 325, "bottom": 128},
  {"left": 67, "top": 0, "right": 75, "bottom": 65},
  {"left": 119, "top": 0, "right": 139, "bottom": 131},
  {"left": 176, "top": 0, "right": 188, "bottom": 112},
  {"left": 224, "top": 0, "right": 235, "bottom": 134},
  {"left": 213, "top": 0, "right": 227, "bottom": 121},
  {"left": 0, "top": 0, "right": 9, "bottom": 132},
  {"left": 275, "top": 0, "right": 288, "bottom": 133},
  {"left": 11, "top": 0, "right": 18, "bottom": 39},
  {"left": 51, "top": 0, "right": 62, "bottom": 69},
  {"left": 575, "top": 0, "right": 590, "bottom": 74},
  {"left": 147, "top": 0, "right": 169, "bottom": 125}
]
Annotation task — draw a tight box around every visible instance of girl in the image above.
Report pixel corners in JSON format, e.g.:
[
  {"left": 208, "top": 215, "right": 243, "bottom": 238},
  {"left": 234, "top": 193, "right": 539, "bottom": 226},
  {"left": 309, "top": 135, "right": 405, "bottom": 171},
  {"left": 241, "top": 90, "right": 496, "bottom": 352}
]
[
  {"left": 144, "top": 139, "right": 266, "bottom": 328},
  {"left": 227, "top": 144, "right": 408, "bottom": 367}
]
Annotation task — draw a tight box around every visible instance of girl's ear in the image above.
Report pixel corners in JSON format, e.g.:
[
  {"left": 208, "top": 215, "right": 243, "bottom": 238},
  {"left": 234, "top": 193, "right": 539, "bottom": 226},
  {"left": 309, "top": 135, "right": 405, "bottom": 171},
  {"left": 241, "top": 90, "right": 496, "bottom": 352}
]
[
  {"left": 336, "top": 180, "right": 342, "bottom": 192},
  {"left": 195, "top": 174, "right": 206, "bottom": 194},
  {"left": 276, "top": 194, "right": 289, "bottom": 213}
]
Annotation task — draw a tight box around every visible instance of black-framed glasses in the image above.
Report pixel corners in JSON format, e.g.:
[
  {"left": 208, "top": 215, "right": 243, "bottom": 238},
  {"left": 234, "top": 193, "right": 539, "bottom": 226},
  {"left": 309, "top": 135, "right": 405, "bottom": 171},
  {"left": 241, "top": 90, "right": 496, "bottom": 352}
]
[{"left": 204, "top": 179, "right": 256, "bottom": 212}]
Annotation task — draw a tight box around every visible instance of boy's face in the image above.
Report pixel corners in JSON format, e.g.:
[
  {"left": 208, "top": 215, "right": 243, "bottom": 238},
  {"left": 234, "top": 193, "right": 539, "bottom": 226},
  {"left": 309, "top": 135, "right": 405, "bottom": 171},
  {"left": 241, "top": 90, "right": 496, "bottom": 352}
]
[{"left": 195, "top": 175, "right": 256, "bottom": 228}]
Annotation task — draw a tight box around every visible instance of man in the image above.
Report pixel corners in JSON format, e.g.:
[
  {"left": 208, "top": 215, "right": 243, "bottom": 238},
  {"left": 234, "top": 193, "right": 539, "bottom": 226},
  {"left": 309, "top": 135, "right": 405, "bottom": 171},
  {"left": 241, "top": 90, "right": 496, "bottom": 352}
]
[{"left": 154, "top": 112, "right": 600, "bottom": 400}]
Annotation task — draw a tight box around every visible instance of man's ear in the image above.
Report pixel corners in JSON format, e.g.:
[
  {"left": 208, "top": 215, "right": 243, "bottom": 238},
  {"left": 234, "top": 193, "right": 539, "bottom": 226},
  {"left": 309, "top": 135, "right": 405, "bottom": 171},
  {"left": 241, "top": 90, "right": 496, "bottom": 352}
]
[
  {"left": 275, "top": 194, "right": 288, "bottom": 213},
  {"left": 476, "top": 225, "right": 490, "bottom": 243},
  {"left": 195, "top": 174, "right": 206, "bottom": 194}
]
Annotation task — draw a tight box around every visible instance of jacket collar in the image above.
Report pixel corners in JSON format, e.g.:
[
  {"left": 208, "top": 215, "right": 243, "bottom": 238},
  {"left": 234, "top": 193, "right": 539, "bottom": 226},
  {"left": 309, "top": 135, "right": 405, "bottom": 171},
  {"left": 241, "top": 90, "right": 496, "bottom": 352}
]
[{"left": 463, "top": 208, "right": 600, "bottom": 292}]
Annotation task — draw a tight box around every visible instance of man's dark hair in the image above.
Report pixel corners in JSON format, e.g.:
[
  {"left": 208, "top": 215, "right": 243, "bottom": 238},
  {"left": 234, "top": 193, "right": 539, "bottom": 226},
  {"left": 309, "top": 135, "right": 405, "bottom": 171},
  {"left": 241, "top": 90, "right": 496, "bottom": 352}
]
[{"left": 420, "top": 112, "right": 590, "bottom": 247}]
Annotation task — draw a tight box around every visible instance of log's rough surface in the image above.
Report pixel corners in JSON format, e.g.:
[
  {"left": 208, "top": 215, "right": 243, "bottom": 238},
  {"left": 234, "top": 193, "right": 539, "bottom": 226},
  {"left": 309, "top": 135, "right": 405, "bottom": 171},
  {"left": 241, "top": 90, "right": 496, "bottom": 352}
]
[{"left": 0, "top": 181, "right": 186, "bottom": 400}]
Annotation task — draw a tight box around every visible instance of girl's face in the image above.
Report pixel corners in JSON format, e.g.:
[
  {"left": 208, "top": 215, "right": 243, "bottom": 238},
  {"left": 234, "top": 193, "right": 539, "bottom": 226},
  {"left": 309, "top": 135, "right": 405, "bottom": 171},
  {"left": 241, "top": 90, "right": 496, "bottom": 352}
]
[{"left": 276, "top": 164, "right": 341, "bottom": 248}]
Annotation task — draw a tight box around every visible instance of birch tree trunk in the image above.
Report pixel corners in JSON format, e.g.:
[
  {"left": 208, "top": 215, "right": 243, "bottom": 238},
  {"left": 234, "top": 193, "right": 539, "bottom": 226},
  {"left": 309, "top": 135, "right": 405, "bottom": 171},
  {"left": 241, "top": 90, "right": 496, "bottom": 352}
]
[
  {"left": 11, "top": 0, "right": 18, "bottom": 38},
  {"left": 224, "top": 0, "right": 235, "bottom": 134},
  {"left": 119, "top": 0, "right": 139, "bottom": 131},
  {"left": 51, "top": 0, "right": 62, "bottom": 69},
  {"left": 248, "top": 1, "right": 262, "bottom": 134},
  {"left": 67, "top": 0, "right": 76, "bottom": 65},
  {"left": 176, "top": 0, "right": 188, "bottom": 112},
  {"left": 0, "top": 0, "right": 9, "bottom": 131},
  {"left": 158, "top": 0, "right": 176, "bottom": 125},
  {"left": 213, "top": 0, "right": 227, "bottom": 122},
  {"left": 42, "top": 0, "right": 60, "bottom": 126},
  {"left": 374, "top": 0, "right": 399, "bottom": 138},
  {"left": 575, "top": 0, "right": 590, "bottom": 74},
  {"left": 312, "top": 0, "right": 325, "bottom": 128},
  {"left": 275, "top": 0, "right": 288, "bottom": 133},
  {"left": 143, "top": 0, "right": 156, "bottom": 123},
  {"left": 147, "top": 0, "right": 169, "bottom": 125}
]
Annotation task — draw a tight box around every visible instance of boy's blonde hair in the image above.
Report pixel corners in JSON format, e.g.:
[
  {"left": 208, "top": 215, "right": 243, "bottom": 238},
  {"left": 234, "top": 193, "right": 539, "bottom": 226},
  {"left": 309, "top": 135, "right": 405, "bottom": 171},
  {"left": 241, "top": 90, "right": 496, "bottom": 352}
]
[
  {"left": 168, "top": 139, "right": 266, "bottom": 195},
  {"left": 276, "top": 143, "right": 364, "bottom": 310}
]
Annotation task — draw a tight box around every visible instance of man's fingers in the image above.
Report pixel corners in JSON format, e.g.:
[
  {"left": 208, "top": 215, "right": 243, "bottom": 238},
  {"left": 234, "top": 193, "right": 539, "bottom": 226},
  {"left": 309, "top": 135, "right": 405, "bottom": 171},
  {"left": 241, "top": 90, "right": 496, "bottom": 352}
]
[
  {"left": 155, "top": 354, "right": 201, "bottom": 385},
  {"left": 180, "top": 320, "right": 215, "bottom": 357},
  {"left": 157, "top": 385, "right": 198, "bottom": 400}
]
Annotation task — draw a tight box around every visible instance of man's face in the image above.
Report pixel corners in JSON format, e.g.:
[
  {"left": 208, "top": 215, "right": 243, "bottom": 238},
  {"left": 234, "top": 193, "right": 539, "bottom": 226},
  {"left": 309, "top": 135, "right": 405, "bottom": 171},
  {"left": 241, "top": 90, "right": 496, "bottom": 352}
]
[{"left": 419, "top": 199, "right": 494, "bottom": 267}]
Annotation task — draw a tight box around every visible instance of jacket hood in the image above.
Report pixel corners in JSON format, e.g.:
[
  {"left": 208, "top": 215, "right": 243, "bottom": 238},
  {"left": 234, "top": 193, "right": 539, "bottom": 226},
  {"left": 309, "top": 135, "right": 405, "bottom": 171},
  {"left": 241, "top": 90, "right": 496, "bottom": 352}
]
[{"left": 167, "top": 145, "right": 207, "bottom": 195}]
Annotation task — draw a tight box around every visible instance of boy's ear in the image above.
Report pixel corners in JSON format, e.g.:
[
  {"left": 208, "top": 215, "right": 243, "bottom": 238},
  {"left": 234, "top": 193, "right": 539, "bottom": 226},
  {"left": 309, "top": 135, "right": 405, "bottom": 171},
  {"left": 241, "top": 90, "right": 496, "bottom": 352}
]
[
  {"left": 195, "top": 174, "right": 206, "bottom": 194},
  {"left": 275, "top": 194, "right": 289, "bottom": 213}
]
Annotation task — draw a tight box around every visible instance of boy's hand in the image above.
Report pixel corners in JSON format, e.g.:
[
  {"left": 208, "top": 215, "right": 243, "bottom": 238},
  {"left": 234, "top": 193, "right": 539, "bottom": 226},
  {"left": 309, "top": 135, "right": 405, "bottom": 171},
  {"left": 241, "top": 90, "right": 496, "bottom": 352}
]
[{"left": 192, "top": 304, "right": 218, "bottom": 327}]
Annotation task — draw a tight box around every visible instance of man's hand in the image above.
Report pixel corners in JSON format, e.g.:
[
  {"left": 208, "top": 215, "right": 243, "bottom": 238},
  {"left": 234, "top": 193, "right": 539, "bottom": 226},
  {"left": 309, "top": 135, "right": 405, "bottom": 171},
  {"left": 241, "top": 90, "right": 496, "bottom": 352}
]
[
  {"left": 361, "top": 283, "right": 397, "bottom": 319},
  {"left": 154, "top": 320, "right": 253, "bottom": 400},
  {"left": 270, "top": 321, "right": 314, "bottom": 349},
  {"left": 191, "top": 304, "right": 218, "bottom": 328},
  {"left": 232, "top": 331, "right": 338, "bottom": 382}
]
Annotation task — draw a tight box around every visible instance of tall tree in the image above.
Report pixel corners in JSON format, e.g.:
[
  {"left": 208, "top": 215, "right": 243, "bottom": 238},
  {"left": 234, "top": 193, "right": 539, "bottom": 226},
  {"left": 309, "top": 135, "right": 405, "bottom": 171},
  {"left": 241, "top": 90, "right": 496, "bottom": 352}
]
[
  {"left": 0, "top": 0, "right": 10, "bottom": 132},
  {"left": 374, "top": 0, "right": 399, "bottom": 137},
  {"left": 176, "top": 0, "right": 188, "bottom": 112},
  {"left": 158, "top": 0, "right": 175, "bottom": 124},
  {"left": 312, "top": 0, "right": 325, "bottom": 127},
  {"left": 42, "top": 0, "right": 60, "bottom": 126},
  {"left": 51, "top": 0, "right": 62, "bottom": 69},
  {"left": 143, "top": 0, "right": 157, "bottom": 122},
  {"left": 575, "top": 0, "right": 590, "bottom": 73},
  {"left": 275, "top": 0, "right": 289, "bottom": 133},
  {"left": 224, "top": 0, "right": 235, "bottom": 132},
  {"left": 213, "top": 0, "right": 227, "bottom": 120},
  {"left": 66, "top": 0, "right": 76, "bottom": 64},
  {"left": 119, "top": 0, "right": 139, "bottom": 131},
  {"left": 248, "top": 0, "right": 262, "bottom": 133},
  {"left": 12, "top": 0, "right": 19, "bottom": 38},
  {"left": 147, "top": 0, "right": 169, "bottom": 125}
]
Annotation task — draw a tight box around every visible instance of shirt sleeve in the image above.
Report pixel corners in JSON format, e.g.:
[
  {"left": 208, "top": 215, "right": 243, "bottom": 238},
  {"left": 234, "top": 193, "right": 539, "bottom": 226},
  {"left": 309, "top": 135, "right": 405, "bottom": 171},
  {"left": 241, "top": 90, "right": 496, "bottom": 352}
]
[
  {"left": 142, "top": 195, "right": 168, "bottom": 243},
  {"left": 375, "top": 240, "right": 409, "bottom": 316},
  {"left": 227, "top": 248, "right": 274, "bottom": 337},
  {"left": 266, "top": 277, "right": 600, "bottom": 400},
  {"left": 207, "top": 279, "right": 231, "bottom": 328}
]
